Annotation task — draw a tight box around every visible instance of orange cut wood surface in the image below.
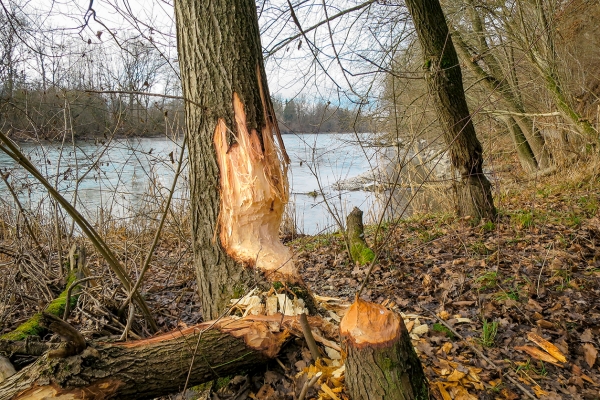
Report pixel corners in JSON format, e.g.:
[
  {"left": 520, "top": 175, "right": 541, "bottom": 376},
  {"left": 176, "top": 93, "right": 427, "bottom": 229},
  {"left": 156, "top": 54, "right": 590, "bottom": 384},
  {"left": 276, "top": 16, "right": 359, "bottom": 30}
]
[{"left": 340, "top": 297, "right": 401, "bottom": 348}]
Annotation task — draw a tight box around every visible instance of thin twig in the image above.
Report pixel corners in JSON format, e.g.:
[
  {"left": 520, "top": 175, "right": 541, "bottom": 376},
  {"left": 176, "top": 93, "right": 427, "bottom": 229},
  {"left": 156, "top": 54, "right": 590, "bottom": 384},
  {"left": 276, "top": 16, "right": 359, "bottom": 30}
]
[
  {"left": 119, "top": 140, "right": 186, "bottom": 313},
  {"left": 299, "top": 312, "right": 321, "bottom": 361},
  {"left": 119, "top": 304, "right": 135, "bottom": 341},
  {"left": 298, "top": 371, "right": 322, "bottom": 400},
  {"left": 0, "top": 130, "right": 158, "bottom": 332},
  {"left": 63, "top": 276, "right": 102, "bottom": 320}
]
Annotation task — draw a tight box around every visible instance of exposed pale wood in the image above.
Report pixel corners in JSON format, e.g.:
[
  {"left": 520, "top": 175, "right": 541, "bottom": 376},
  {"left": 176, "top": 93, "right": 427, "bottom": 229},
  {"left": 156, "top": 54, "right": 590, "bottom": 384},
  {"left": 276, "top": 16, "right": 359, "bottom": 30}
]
[{"left": 214, "top": 92, "right": 295, "bottom": 279}]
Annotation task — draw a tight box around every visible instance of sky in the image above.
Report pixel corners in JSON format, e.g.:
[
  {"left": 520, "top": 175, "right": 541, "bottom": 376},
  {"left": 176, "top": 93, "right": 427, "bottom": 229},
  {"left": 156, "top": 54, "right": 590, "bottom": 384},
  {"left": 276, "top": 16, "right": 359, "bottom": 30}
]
[{"left": 12, "top": 0, "right": 408, "bottom": 108}]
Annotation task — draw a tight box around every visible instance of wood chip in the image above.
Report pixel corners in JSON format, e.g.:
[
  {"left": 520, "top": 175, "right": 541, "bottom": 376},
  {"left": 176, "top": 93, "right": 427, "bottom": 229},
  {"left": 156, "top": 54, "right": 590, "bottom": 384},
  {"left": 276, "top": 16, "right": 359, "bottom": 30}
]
[
  {"left": 514, "top": 346, "right": 562, "bottom": 365},
  {"left": 526, "top": 332, "right": 566, "bottom": 363}
]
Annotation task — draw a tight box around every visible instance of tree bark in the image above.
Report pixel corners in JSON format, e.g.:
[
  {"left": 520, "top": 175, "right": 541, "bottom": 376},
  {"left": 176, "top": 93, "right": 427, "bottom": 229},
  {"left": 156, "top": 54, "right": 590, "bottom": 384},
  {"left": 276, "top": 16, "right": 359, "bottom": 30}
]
[
  {"left": 0, "top": 315, "right": 293, "bottom": 400},
  {"left": 340, "top": 298, "right": 428, "bottom": 400},
  {"left": 174, "top": 0, "right": 295, "bottom": 319},
  {"left": 405, "top": 0, "right": 496, "bottom": 222}
]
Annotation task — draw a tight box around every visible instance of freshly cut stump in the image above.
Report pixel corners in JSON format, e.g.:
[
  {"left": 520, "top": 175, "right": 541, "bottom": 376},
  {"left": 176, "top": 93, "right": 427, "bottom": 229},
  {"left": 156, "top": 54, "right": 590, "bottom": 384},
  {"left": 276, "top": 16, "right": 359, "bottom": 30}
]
[{"left": 340, "top": 298, "right": 428, "bottom": 400}]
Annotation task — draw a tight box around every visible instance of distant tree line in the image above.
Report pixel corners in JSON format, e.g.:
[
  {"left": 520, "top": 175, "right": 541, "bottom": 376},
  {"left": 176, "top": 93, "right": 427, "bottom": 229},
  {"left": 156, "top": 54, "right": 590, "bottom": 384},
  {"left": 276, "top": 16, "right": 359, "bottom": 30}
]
[{"left": 272, "top": 96, "right": 371, "bottom": 134}]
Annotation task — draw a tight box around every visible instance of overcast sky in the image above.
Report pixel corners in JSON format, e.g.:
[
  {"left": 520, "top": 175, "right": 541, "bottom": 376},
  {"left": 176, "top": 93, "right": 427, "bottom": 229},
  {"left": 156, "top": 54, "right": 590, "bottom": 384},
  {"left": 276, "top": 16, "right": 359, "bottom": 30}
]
[{"left": 16, "top": 0, "right": 407, "bottom": 107}]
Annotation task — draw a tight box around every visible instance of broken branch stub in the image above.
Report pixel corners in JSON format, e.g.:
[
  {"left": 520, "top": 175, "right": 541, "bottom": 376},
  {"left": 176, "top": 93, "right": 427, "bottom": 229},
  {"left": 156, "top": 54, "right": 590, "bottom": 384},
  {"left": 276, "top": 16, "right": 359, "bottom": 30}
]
[{"left": 214, "top": 92, "right": 296, "bottom": 280}]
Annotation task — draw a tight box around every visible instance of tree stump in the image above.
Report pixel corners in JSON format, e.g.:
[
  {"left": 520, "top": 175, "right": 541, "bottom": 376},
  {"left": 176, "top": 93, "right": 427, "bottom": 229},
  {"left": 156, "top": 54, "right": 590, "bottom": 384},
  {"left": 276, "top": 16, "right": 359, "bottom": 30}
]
[
  {"left": 340, "top": 298, "right": 428, "bottom": 400},
  {"left": 346, "top": 207, "right": 374, "bottom": 265}
]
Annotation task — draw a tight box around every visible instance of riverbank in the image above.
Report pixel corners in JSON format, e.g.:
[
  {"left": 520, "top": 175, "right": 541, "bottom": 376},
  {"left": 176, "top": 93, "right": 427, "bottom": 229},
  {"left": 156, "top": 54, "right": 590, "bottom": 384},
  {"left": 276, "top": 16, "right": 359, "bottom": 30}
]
[{"left": 1, "top": 146, "right": 599, "bottom": 398}]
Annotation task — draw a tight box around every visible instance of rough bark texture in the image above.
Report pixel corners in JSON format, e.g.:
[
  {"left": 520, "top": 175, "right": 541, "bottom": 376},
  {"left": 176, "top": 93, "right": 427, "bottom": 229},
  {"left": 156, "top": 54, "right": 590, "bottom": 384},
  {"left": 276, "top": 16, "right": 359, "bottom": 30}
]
[
  {"left": 340, "top": 298, "right": 428, "bottom": 400},
  {"left": 174, "top": 0, "right": 293, "bottom": 319},
  {"left": 405, "top": 0, "right": 496, "bottom": 222},
  {"left": 346, "top": 207, "right": 374, "bottom": 265},
  {"left": 0, "top": 316, "right": 290, "bottom": 400}
]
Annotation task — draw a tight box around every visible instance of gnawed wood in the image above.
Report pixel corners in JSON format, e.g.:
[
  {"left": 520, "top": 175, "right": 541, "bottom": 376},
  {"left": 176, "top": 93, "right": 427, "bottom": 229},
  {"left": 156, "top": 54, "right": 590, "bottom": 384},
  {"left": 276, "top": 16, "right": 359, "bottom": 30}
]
[
  {"left": 0, "top": 315, "right": 295, "bottom": 400},
  {"left": 214, "top": 92, "right": 295, "bottom": 279},
  {"left": 340, "top": 298, "right": 428, "bottom": 400}
]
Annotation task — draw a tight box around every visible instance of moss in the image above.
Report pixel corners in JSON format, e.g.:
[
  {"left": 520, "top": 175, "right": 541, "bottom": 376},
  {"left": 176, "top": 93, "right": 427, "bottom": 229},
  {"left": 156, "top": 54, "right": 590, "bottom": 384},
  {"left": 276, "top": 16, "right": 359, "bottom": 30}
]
[
  {"left": 272, "top": 281, "right": 283, "bottom": 290},
  {"left": 232, "top": 283, "right": 245, "bottom": 299},
  {"left": 288, "top": 283, "right": 317, "bottom": 314},
  {"left": 433, "top": 323, "right": 455, "bottom": 339},
  {"left": 0, "top": 271, "right": 80, "bottom": 341},
  {"left": 215, "top": 376, "right": 231, "bottom": 389}
]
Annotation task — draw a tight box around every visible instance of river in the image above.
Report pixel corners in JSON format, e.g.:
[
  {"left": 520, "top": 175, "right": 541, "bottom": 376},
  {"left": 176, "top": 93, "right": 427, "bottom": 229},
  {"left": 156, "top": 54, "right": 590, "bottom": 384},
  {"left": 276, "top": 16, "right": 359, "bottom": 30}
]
[{"left": 0, "top": 133, "right": 408, "bottom": 235}]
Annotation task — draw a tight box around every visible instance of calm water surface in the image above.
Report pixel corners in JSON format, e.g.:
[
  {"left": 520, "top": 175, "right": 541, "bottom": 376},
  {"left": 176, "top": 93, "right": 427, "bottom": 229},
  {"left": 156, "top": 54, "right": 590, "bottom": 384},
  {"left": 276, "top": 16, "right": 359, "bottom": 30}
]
[{"left": 0, "top": 133, "right": 401, "bottom": 235}]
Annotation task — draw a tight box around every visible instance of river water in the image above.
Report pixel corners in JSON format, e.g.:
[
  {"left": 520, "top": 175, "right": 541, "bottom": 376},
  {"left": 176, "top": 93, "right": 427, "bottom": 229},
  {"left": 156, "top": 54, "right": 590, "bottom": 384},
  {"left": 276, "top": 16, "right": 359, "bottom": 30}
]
[{"left": 0, "top": 133, "right": 407, "bottom": 235}]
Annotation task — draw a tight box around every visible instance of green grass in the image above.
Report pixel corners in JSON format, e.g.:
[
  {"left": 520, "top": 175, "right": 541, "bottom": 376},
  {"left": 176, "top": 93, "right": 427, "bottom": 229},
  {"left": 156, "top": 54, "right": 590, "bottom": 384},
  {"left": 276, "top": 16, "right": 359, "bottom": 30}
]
[
  {"left": 480, "top": 220, "right": 495, "bottom": 232},
  {"left": 478, "top": 319, "right": 498, "bottom": 347},
  {"left": 512, "top": 210, "right": 534, "bottom": 228},
  {"left": 475, "top": 270, "right": 498, "bottom": 290}
]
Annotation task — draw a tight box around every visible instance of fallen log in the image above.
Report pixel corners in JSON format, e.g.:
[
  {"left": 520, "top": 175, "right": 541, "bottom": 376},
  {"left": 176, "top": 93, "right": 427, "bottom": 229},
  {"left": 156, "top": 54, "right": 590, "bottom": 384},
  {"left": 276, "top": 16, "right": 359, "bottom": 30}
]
[
  {"left": 1, "top": 245, "right": 86, "bottom": 342},
  {"left": 0, "top": 314, "right": 301, "bottom": 400},
  {"left": 340, "top": 298, "right": 428, "bottom": 400}
]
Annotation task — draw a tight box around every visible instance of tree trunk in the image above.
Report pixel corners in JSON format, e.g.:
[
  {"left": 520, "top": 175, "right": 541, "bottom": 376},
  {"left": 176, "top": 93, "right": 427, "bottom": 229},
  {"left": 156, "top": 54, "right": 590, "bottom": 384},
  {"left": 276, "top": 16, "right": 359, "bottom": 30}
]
[
  {"left": 340, "top": 298, "right": 428, "bottom": 400},
  {"left": 174, "top": 0, "right": 295, "bottom": 319},
  {"left": 503, "top": 116, "right": 539, "bottom": 173},
  {"left": 451, "top": 27, "right": 550, "bottom": 170},
  {"left": 0, "top": 315, "right": 292, "bottom": 400},
  {"left": 405, "top": 0, "right": 496, "bottom": 222}
]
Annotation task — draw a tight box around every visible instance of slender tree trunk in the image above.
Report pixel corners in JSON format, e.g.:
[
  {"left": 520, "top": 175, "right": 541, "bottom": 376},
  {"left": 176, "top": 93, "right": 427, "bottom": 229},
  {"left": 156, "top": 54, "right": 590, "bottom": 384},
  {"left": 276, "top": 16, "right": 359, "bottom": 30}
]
[
  {"left": 451, "top": 26, "right": 550, "bottom": 170},
  {"left": 405, "top": 0, "right": 496, "bottom": 222},
  {"left": 174, "top": 0, "right": 296, "bottom": 319},
  {"left": 503, "top": 116, "right": 539, "bottom": 172}
]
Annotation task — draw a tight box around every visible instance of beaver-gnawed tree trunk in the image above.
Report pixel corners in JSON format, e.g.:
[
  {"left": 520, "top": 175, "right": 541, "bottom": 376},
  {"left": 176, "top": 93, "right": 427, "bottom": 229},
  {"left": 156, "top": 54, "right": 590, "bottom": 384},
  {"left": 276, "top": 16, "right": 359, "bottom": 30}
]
[
  {"left": 405, "top": 0, "right": 496, "bottom": 222},
  {"left": 175, "top": 0, "right": 296, "bottom": 319},
  {"left": 341, "top": 298, "right": 428, "bottom": 400}
]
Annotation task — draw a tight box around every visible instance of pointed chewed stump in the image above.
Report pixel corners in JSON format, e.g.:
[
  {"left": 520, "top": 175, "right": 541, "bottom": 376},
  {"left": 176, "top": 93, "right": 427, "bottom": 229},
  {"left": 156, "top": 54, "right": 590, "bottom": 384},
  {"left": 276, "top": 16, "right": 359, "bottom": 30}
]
[{"left": 340, "top": 298, "right": 428, "bottom": 400}]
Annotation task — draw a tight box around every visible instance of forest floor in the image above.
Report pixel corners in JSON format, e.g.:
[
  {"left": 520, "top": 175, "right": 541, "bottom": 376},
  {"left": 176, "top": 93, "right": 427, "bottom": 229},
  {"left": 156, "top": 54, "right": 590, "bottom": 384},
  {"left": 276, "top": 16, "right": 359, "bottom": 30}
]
[
  {"left": 1, "top": 157, "right": 599, "bottom": 400},
  {"left": 293, "top": 166, "right": 600, "bottom": 400}
]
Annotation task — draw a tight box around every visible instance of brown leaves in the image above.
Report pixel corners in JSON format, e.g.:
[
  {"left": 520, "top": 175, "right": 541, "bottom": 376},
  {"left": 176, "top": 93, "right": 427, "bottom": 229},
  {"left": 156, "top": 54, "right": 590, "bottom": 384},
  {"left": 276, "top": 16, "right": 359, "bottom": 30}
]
[{"left": 582, "top": 343, "right": 598, "bottom": 368}]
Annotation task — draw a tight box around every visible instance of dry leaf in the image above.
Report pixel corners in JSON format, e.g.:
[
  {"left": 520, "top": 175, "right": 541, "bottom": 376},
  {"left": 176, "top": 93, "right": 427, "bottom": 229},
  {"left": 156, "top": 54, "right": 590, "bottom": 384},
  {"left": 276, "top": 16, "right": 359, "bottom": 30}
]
[
  {"left": 582, "top": 343, "right": 598, "bottom": 368},
  {"left": 412, "top": 324, "right": 429, "bottom": 336},
  {"left": 514, "top": 346, "right": 562, "bottom": 365},
  {"left": 527, "top": 332, "right": 567, "bottom": 363},
  {"left": 533, "top": 385, "right": 548, "bottom": 397},
  {"left": 441, "top": 342, "right": 453, "bottom": 354},
  {"left": 447, "top": 369, "right": 466, "bottom": 382},
  {"left": 438, "top": 310, "right": 450, "bottom": 320},
  {"left": 405, "top": 320, "right": 415, "bottom": 333},
  {"left": 580, "top": 329, "right": 593, "bottom": 343},
  {"left": 436, "top": 382, "right": 453, "bottom": 400}
]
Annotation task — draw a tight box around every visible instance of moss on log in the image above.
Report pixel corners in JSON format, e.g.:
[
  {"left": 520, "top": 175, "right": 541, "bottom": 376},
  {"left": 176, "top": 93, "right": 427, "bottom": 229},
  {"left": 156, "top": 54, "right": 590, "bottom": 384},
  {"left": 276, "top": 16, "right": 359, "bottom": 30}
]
[{"left": 1, "top": 273, "right": 80, "bottom": 341}]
